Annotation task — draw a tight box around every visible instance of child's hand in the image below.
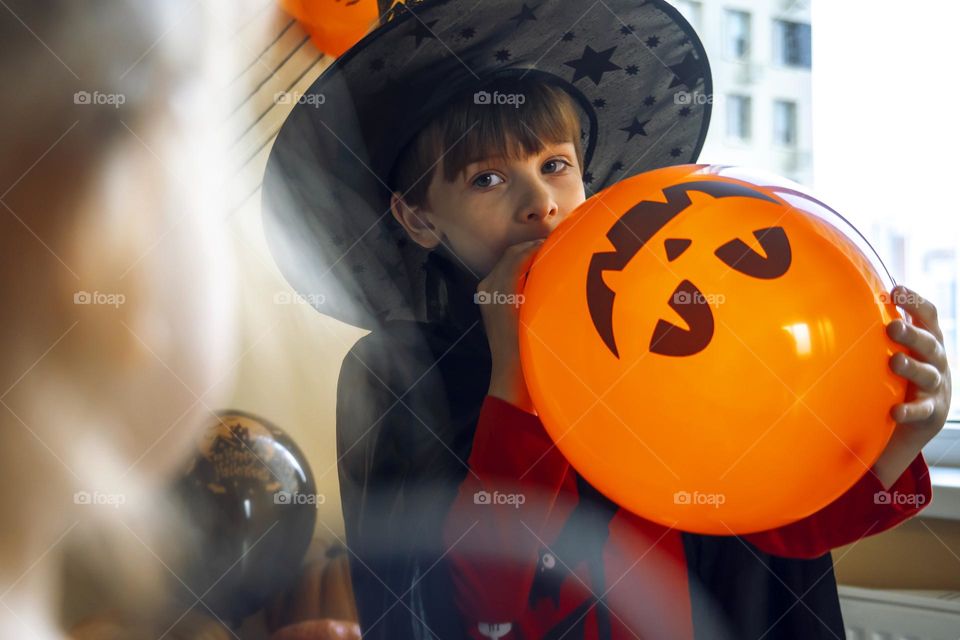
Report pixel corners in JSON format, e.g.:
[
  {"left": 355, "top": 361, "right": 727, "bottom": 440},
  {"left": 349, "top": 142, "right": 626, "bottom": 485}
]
[
  {"left": 885, "top": 285, "right": 952, "bottom": 444},
  {"left": 477, "top": 238, "right": 545, "bottom": 413},
  {"left": 872, "top": 284, "right": 953, "bottom": 489}
]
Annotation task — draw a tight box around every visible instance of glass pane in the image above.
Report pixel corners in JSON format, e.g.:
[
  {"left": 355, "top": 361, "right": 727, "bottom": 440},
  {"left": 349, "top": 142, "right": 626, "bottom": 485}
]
[
  {"left": 724, "top": 9, "right": 751, "bottom": 59},
  {"left": 725, "top": 95, "right": 751, "bottom": 140},
  {"left": 774, "top": 19, "right": 812, "bottom": 68},
  {"left": 773, "top": 100, "right": 797, "bottom": 145},
  {"left": 812, "top": 2, "right": 960, "bottom": 421}
]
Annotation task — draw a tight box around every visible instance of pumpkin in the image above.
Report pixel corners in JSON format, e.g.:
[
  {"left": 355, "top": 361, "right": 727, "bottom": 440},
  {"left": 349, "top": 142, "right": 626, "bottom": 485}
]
[{"left": 265, "top": 542, "right": 358, "bottom": 631}]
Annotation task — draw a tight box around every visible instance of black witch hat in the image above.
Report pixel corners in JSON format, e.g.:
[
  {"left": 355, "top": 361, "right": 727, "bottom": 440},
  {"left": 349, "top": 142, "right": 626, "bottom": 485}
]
[{"left": 262, "top": 0, "right": 713, "bottom": 330}]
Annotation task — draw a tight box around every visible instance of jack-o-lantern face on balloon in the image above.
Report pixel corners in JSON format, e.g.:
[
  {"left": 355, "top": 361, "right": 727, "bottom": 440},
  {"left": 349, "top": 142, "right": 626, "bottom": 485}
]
[
  {"left": 586, "top": 180, "right": 790, "bottom": 359},
  {"left": 519, "top": 165, "right": 908, "bottom": 535}
]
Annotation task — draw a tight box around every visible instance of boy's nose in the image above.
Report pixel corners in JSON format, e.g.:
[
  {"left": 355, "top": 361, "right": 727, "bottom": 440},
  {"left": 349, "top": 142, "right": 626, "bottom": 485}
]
[
  {"left": 524, "top": 204, "right": 557, "bottom": 222},
  {"left": 519, "top": 185, "right": 559, "bottom": 223}
]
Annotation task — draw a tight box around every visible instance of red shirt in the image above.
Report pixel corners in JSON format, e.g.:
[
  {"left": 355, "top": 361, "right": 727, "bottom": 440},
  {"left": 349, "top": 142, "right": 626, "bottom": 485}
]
[{"left": 441, "top": 394, "right": 933, "bottom": 640}]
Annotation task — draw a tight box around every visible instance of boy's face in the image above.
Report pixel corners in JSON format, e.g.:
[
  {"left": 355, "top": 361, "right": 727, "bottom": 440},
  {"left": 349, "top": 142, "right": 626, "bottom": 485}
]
[{"left": 392, "top": 141, "right": 586, "bottom": 278}]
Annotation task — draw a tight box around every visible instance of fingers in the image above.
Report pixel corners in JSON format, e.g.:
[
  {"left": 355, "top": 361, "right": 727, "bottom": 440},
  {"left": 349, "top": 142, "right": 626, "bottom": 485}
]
[
  {"left": 891, "top": 396, "right": 937, "bottom": 424},
  {"left": 516, "top": 239, "right": 546, "bottom": 288},
  {"left": 889, "top": 352, "right": 943, "bottom": 391},
  {"left": 892, "top": 285, "right": 944, "bottom": 342},
  {"left": 479, "top": 239, "right": 545, "bottom": 295},
  {"left": 509, "top": 238, "right": 547, "bottom": 274},
  {"left": 886, "top": 319, "right": 948, "bottom": 370}
]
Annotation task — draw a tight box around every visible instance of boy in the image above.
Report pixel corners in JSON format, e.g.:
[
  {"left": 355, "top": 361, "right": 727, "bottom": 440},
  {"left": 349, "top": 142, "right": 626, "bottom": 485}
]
[{"left": 262, "top": 1, "right": 950, "bottom": 638}]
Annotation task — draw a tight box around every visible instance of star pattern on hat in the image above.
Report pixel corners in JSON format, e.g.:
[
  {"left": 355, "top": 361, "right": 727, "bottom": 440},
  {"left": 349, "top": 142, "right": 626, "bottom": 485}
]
[
  {"left": 646, "top": 35, "right": 661, "bottom": 48},
  {"left": 619, "top": 24, "right": 636, "bottom": 36},
  {"left": 678, "top": 106, "right": 692, "bottom": 117},
  {"left": 670, "top": 147, "right": 683, "bottom": 158},
  {"left": 611, "top": 160, "right": 624, "bottom": 172},
  {"left": 668, "top": 50, "right": 703, "bottom": 89},
  {"left": 564, "top": 45, "right": 622, "bottom": 86},
  {"left": 407, "top": 18, "right": 440, "bottom": 48},
  {"left": 510, "top": 3, "right": 538, "bottom": 27},
  {"left": 643, "top": 95, "right": 656, "bottom": 106},
  {"left": 459, "top": 26, "right": 476, "bottom": 39},
  {"left": 625, "top": 64, "right": 639, "bottom": 76},
  {"left": 561, "top": 30, "right": 575, "bottom": 42},
  {"left": 620, "top": 117, "right": 650, "bottom": 141},
  {"left": 592, "top": 97, "right": 607, "bottom": 109},
  {"left": 495, "top": 48, "right": 511, "bottom": 62}
]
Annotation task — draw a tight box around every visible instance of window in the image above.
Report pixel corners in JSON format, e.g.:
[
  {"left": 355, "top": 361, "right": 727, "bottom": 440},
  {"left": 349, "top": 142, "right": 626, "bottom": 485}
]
[
  {"left": 773, "top": 100, "right": 797, "bottom": 145},
  {"left": 726, "top": 95, "right": 752, "bottom": 141},
  {"left": 773, "top": 19, "right": 812, "bottom": 68},
  {"left": 672, "top": 0, "right": 702, "bottom": 31},
  {"left": 802, "top": 6, "right": 960, "bottom": 467},
  {"left": 724, "top": 9, "right": 751, "bottom": 60}
]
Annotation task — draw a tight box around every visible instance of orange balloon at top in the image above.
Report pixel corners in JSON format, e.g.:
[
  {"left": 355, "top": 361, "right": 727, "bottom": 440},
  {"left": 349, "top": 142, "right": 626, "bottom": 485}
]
[
  {"left": 280, "top": 0, "right": 381, "bottom": 57},
  {"left": 518, "top": 164, "right": 908, "bottom": 535}
]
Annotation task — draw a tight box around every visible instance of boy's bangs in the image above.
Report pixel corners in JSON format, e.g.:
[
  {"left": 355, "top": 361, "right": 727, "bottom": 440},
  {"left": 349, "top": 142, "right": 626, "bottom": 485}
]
[
  {"left": 440, "top": 90, "right": 580, "bottom": 182},
  {"left": 439, "top": 87, "right": 582, "bottom": 183},
  {"left": 390, "top": 80, "right": 584, "bottom": 206}
]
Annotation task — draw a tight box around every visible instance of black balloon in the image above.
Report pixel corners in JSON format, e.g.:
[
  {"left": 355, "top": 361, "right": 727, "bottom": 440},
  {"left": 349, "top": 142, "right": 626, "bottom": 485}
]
[{"left": 170, "top": 410, "right": 317, "bottom": 627}]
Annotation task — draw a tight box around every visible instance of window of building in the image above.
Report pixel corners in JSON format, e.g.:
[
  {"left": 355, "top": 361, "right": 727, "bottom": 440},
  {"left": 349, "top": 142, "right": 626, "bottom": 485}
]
[
  {"left": 724, "top": 9, "right": 751, "bottom": 60},
  {"left": 773, "top": 99, "right": 797, "bottom": 145},
  {"left": 726, "top": 94, "right": 752, "bottom": 141},
  {"left": 773, "top": 19, "right": 812, "bottom": 68}
]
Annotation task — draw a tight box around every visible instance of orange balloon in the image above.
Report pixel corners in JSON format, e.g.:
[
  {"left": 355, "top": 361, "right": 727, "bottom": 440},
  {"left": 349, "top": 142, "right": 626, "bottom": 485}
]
[
  {"left": 280, "top": 0, "right": 380, "bottom": 57},
  {"left": 519, "top": 164, "right": 908, "bottom": 534}
]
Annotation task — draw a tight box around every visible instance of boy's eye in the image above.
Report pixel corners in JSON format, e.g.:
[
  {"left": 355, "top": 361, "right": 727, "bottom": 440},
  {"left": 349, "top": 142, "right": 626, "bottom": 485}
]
[
  {"left": 543, "top": 158, "right": 572, "bottom": 174},
  {"left": 473, "top": 172, "right": 504, "bottom": 189}
]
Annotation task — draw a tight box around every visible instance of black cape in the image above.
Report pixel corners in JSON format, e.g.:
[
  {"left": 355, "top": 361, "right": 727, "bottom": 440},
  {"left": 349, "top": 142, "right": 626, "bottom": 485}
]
[{"left": 336, "top": 250, "right": 845, "bottom": 640}]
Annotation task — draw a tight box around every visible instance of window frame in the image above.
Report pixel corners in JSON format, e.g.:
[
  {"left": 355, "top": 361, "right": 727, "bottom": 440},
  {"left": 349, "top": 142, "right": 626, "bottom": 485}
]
[
  {"left": 723, "top": 8, "right": 752, "bottom": 61},
  {"left": 772, "top": 99, "right": 798, "bottom": 146},
  {"left": 772, "top": 18, "right": 812, "bottom": 68},
  {"left": 725, "top": 93, "right": 753, "bottom": 142}
]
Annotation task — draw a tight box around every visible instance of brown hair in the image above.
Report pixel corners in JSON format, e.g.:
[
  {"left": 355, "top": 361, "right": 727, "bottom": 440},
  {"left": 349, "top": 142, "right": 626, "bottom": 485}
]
[{"left": 390, "top": 76, "right": 585, "bottom": 209}]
